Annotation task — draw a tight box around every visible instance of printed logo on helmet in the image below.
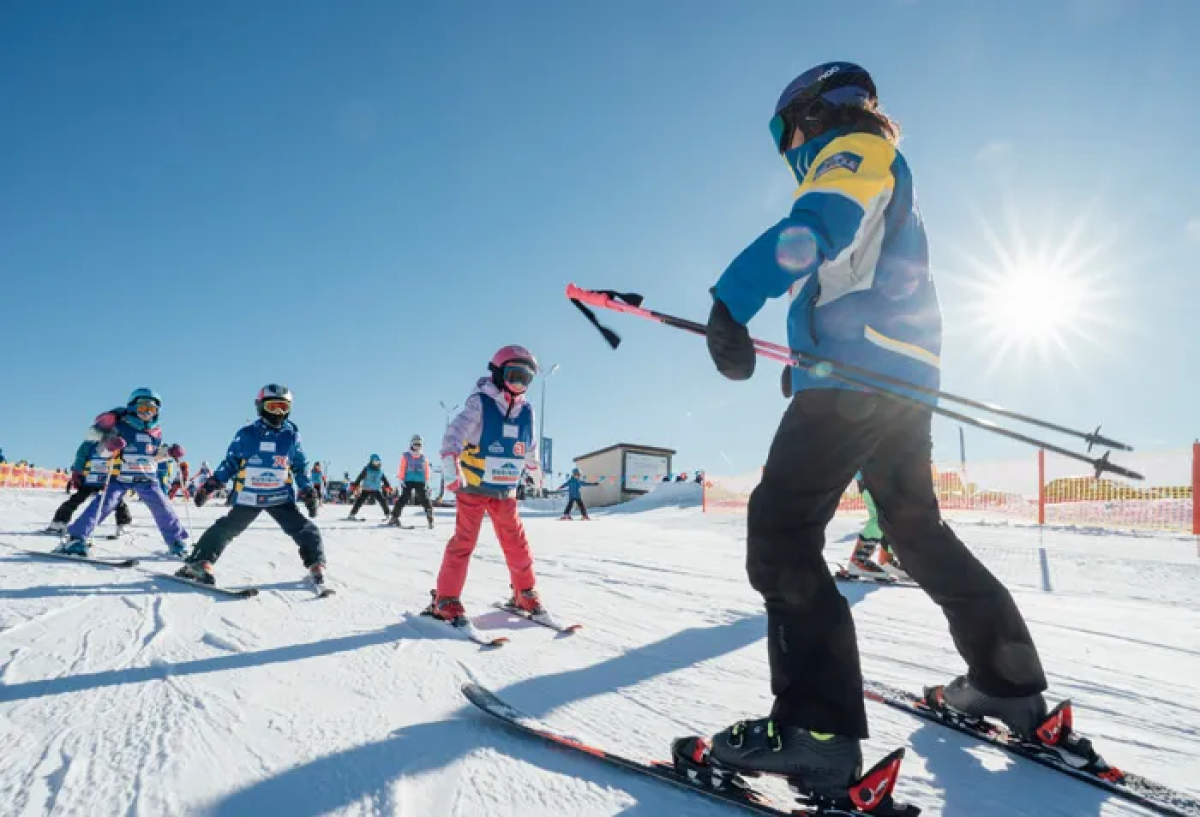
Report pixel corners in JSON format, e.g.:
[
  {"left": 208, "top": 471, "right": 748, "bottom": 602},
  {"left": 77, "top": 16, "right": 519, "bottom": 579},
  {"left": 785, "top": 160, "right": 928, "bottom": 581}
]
[{"left": 818, "top": 65, "right": 841, "bottom": 82}]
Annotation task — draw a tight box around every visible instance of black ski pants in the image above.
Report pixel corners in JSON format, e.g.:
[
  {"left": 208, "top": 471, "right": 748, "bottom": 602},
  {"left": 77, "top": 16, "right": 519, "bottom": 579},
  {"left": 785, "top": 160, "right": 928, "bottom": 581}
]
[
  {"left": 53, "top": 484, "right": 132, "bottom": 526},
  {"left": 750, "top": 389, "right": 1046, "bottom": 739},
  {"left": 390, "top": 481, "right": 432, "bottom": 520},
  {"left": 190, "top": 503, "right": 324, "bottom": 567},
  {"left": 350, "top": 489, "right": 391, "bottom": 517},
  {"left": 563, "top": 498, "right": 588, "bottom": 518}
]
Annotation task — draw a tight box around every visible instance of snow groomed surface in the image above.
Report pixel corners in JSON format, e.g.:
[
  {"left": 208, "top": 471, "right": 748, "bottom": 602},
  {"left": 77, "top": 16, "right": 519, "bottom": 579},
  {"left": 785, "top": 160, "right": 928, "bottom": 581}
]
[{"left": 1, "top": 489, "right": 1197, "bottom": 816}]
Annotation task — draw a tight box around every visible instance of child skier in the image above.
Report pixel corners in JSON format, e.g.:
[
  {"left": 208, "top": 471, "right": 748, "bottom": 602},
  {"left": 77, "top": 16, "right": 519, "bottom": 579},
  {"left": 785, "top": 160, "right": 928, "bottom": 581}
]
[
  {"left": 388, "top": 435, "right": 435, "bottom": 528},
  {"left": 192, "top": 461, "right": 212, "bottom": 494},
  {"left": 310, "top": 461, "right": 327, "bottom": 501},
  {"left": 177, "top": 384, "right": 325, "bottom": 588},
  {"left": 57, "top": 388, "right": 189, "bottom": 557},
  {"left": 168, "top": 460, "right": 191, "bottom": 499},
  {"left": 846, "top": 473, "right": 910, "bottom": 580},
  {"left": 701, "top": 62, "right": 1048, "bottom": 796},
  {"left": 426, "top": 345, "right": 544, "bottom": 623},
  {"left": 47, "top": 437, "right": 135, "bottom": 535},
  {"left": 559, "top": 468, "right": 596, "bottom": 520},
  {"left": 348, "top": 454, "right": 391, "bottom": 520}
]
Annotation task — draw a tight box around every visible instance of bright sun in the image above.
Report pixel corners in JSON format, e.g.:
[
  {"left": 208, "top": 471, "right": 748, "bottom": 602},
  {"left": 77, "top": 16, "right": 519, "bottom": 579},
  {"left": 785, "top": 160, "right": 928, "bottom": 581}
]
[
  {"left": 955, "top": 203, "right": 1123, "bottom": 374},
  {"left": 988, "top": 265, "right": 1083, "bottom": 342}
]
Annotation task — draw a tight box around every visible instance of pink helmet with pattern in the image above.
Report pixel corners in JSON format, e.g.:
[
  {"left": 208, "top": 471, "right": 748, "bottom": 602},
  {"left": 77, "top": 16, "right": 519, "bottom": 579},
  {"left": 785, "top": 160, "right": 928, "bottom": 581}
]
[{"left": 488, "top": 345, "right": 539, "bottom": 395}]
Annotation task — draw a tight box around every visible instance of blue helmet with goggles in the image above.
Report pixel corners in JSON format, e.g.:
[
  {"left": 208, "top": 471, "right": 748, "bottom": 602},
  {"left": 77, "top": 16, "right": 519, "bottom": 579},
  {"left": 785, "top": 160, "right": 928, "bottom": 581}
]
[
  {"left": 126, "top": 387, "right": 162, "bottom": 430},
  {"left": 769, "top": 62, "right": 877, "bottom": 154}
]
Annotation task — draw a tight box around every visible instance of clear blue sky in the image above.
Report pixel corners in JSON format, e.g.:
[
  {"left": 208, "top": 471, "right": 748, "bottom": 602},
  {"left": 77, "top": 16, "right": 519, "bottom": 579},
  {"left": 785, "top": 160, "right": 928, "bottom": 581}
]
[{"left": 2, "top": 0, "right": 1197, "bottom": 481}]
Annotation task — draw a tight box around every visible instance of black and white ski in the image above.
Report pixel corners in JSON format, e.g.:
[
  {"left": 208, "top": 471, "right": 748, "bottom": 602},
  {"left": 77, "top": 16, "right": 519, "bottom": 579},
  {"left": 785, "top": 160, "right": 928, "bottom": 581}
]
[
  {"left": 863, "top": 679, "right": 1200, "bottom": 817},
  {"left": 412, "top": 608, "right": 507, "bottom": 647},
  {"left": 462, "top": 683, "right": 919, "bottom": 816},
  {"left": 155, "top": 572, "right": 259, "bottom": 598},
  {"left": 23, "top": 549, "right": 139, "bottom": 569},
  {"left": 492, "top": 601, "right": 581, "bottom": 633},
  {"left": 830, "top": 562, "right": 914, "bottom": 587}
]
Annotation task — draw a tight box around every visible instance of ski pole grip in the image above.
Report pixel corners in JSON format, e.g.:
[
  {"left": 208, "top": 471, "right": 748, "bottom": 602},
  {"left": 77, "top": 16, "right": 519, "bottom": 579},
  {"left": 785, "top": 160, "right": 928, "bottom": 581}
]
[{"left": 565, "top": 284, "right": 609, "bottom": 307}]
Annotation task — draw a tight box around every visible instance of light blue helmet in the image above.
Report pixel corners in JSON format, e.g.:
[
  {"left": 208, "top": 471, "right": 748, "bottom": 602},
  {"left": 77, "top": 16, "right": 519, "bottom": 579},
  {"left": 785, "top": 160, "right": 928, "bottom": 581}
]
[
  {"left": 369, "top": 453, "right": 381, "bottom": 466},
  {"left": 126, "top": 387, "right": 162, "bottom": 430}
]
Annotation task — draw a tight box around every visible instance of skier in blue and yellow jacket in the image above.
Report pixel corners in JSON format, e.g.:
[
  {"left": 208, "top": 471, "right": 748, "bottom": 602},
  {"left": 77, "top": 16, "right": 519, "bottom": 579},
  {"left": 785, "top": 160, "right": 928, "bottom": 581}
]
[
  {"left": 57, "top": 388, "right": 188, "bottom": 557},
  {"left": 702, "top": 62, "right": 1048, "bottom": 795},
  {"left": 47, "top": 438, "right": 135, "bottom": 534},
  {"left": 177, "top": 384, "right": 326, "bottom": 590}
]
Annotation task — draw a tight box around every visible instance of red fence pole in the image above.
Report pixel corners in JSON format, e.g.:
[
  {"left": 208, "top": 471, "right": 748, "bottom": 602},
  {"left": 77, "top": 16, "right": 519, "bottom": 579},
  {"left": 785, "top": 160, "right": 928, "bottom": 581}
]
[
  {"left": 1192, "top": 441, "right": 1198, "bottom": 536},
  {"left": 1037, "top": 448, "right": 1046, "bottom": 526}
]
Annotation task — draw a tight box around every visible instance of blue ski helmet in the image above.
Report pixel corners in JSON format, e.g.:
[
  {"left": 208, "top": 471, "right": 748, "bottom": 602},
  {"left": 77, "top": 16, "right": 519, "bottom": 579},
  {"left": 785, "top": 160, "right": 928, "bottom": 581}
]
[
  {"left": 126, "top": 387, "right": 162, "bottom": 430},
  {"left": 769, "top": 62, "right": 877, "bottom": 153},
  {"left": 369, "top": 453, "right": 381, "bottom": 466}
]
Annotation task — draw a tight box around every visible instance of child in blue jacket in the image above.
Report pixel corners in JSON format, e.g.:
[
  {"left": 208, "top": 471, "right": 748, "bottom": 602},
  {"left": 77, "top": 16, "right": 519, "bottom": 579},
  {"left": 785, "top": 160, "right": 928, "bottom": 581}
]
[
  {"left": 559, "top": 468, "right": 597, "bottom": 520},
  {"left": 177, "top": 384, "right": 325, "bottom": 590}
]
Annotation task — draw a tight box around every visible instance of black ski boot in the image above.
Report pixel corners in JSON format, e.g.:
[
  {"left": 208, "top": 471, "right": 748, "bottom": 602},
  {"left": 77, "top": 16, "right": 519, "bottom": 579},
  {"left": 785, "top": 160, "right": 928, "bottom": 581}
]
[
  {"left": 929, "top": 676, "right": 1047, "bottom": 737},
  {"left": 708, "top": 717, "right": 861, "bottom": 799},
  {"left": 673, "top": 731, "right": 919, "bottom": 815},
  {"left": 175, "top": 560, "right": 215, "bottom": 585}
]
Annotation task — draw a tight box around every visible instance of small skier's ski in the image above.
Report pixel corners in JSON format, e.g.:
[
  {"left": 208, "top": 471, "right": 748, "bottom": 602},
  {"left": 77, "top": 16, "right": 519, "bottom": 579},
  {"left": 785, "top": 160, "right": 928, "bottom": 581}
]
[
  {"left": 24, "top": 549, "right": 139, "bottom": 568},
  {"left": 863, "top": 679, "right": 1200, "bottom": 817},
  {"left": 492, "top": 601, "right": 581, "bottom": 633},
  {"left": 462, "top": 683, "right": 919, "bottom": 816},
  {"left": 155, "top": 572, "right": 259, "bottom": 598},
  {"left": 830, "top": 562, "right": 914, "bottom": 587},
  {"left": 414, "top": 594, "right": 507, "bottom": 647},
  {"left": 414, "top": 610, "right": 507, "bottom": 647}
]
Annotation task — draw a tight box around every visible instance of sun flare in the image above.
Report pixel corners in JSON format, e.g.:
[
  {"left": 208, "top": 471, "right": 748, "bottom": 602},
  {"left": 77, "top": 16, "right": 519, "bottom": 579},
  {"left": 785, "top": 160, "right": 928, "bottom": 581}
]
[
  {"left": 954, "top": 202, "right": 1124, "bottom": 374},
  {"left": 986, "top": 264, "right": 1083, "bottom": 342}
]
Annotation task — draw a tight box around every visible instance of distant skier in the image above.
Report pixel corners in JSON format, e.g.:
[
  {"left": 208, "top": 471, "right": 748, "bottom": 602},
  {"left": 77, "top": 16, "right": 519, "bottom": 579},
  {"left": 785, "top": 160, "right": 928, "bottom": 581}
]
[
  {"left": 388, "top": 435, "right": 434, "bottom": 528},
  {"left": 47, "top": 437, "right": 135, "bottom": 535},
  {"left": 192, "top": 461, "right": 213, "bottom": 493},
  {"left": 348, "top": 454, "right": 392, "bottom": 520},
  {"left": 426, "top": 345, "right": 545, "bottom": 623},
  {"left": 57, "top": 388, "right": 188, "bottom": 557},
  {"left": 310, "top": 461, "right": 327, "bottom": 500},
  {"left": 702, "top": 62, "right": 1048, "bottom": 796},
  {"left": 177, "top": 384, "right": 325, "bottom": 589},
  {"left": 157, "top": 457, "right": 175, "bottom": 494},
  {"left": 558, "top": 468, "right": 596, "bottom": 520},
  {"left": 846, "top": 473, "right": 910, "bottom": 581},
  {"left": 168, "top": 460, "right": 191, "bottom": 499}
]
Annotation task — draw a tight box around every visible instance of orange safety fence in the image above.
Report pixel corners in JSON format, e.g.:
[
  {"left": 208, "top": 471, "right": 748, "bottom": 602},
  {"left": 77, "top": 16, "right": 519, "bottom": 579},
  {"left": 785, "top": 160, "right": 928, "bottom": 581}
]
[
  {"left": 703, "top": 442, "right": 1199, "bottom": 535},
  {"left": 0, "top": 463, "right": 70, "bottom": 491}
]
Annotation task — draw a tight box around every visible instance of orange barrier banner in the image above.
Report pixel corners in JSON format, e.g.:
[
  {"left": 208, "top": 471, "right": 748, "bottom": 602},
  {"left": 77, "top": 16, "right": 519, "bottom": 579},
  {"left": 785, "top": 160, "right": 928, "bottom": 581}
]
[
  {"left": 704, "top": 444, "right": 1197, "bottom": 534},
  {"left": 0, "top": 465, "right": 69, "bottom": 491}
]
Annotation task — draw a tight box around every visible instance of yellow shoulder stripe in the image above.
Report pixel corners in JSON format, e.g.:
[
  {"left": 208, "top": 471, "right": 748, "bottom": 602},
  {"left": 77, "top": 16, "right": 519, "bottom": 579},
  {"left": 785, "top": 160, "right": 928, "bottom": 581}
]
[{"left": 798, "top": 133, "right": 896, "bottom": 208}]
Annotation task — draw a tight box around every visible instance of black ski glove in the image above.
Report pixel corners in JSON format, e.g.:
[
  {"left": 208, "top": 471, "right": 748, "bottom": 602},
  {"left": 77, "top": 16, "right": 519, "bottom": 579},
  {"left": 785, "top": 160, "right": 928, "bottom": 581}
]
[
  {"left": 706, "top": 296, "right": 756, "bottom": 381},
  {"left": 781, "top": 365, "right": 793, "bottom": 399},
  {"left": 299, "top": 487, "right": 319, "bottom": 518},
  {"left": 194, "top": 477, "right": 221, "bottom": 508}
]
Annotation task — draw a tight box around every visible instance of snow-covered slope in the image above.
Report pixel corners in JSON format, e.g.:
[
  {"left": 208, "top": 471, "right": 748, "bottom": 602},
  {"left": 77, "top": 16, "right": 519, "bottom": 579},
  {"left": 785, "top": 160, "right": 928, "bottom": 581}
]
[{"left": 1, "top": 490, "right": 1197, "bottom": 816}]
